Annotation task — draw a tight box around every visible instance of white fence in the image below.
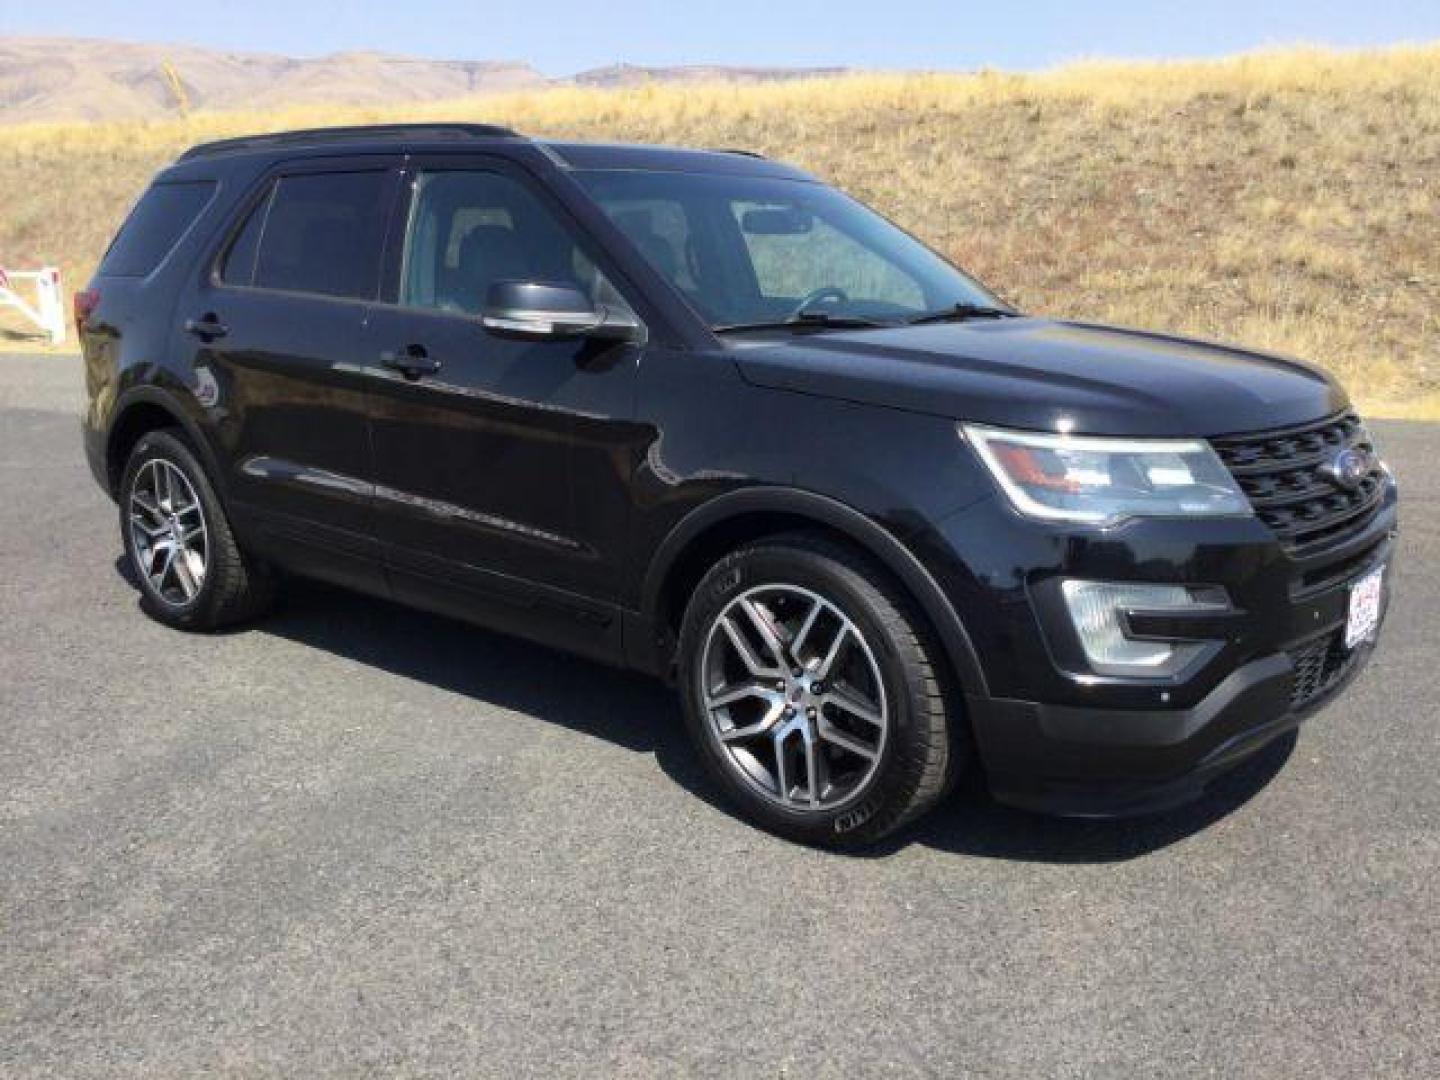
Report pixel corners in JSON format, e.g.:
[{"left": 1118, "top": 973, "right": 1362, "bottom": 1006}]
[{"left": 0, "top": 267, "right": 66, "bottom": 346}]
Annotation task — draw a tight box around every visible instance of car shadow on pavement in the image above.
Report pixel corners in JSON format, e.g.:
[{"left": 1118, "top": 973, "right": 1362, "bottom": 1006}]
[
  {"left": 127, "top": 566, "right": 1294, "bottom": 865},
  {"left": 883, "top": 731, "right": 1295, "bottom": 864}
]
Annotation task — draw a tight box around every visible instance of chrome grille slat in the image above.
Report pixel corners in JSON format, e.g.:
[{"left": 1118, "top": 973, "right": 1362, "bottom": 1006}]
[
  {"left": 1245, "top": 479, "right": 1353, "bottom": 508},
  {"left": 1211, "top": 411, "right": 1382, "bottom": 554},
  {"left": 1222, "top": 447, "right": 1347, "bottom": 476}
]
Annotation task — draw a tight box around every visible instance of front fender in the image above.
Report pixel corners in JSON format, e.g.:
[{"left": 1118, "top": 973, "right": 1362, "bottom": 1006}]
[{"left": 635, "top": 485, "right": 989, "bottom": 697}]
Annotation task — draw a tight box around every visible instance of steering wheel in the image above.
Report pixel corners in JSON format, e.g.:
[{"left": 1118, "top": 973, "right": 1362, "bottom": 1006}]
[{"left": 787, "top": 286, "right": 850, "bottom": 320}]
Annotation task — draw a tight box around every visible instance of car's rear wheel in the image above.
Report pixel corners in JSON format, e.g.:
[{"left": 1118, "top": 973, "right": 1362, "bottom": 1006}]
[
  {"left": 677, "top": 532, "right": 961, "bottom": 847},
  {"left": 120, "top": 429, "right": 275, "bottom": 630}
]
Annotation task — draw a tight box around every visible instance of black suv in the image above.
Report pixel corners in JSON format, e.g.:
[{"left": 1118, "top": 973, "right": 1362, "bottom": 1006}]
[{"left": 80, "top": 124, "right": 1397, "bottom": 845}]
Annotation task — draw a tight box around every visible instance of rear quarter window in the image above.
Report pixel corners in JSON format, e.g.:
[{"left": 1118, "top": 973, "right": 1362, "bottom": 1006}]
[
  {"left": 218, "top": 186, "right": 272, "bottom": 287},
  {"left": 100, "top": 180, "right": 217, "bottom": 277}
]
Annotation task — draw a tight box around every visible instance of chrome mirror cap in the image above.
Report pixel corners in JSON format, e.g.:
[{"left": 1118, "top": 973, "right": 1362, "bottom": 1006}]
[{"left": 481, "top": 280, "right": 641, "bottom": 342}]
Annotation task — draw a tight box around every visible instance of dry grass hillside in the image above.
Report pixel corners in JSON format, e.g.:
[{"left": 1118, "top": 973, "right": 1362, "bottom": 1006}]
[
  {"left": 2, "top": 44, "right": 1437, "bottom": 415},
  {"left": 0, "top": 38, "right": 847, "bottom": 125}
]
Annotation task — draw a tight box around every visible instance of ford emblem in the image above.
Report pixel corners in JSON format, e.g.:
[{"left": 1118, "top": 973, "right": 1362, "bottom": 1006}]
[{"left": 1321, "top": 446, "right": 1376, "bottom": 491}]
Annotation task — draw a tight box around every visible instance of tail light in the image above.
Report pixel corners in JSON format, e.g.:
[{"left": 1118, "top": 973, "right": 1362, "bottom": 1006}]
[{"left": 74, "top": 288, "right": 100, "bottom": 339}]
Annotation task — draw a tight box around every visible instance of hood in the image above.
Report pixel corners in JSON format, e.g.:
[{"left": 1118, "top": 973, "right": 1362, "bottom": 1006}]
[{"left": 728, "top": 318, "right": 1348, "bottom": 437}]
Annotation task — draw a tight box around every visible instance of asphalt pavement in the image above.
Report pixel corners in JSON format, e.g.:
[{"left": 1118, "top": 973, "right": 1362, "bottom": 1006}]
[{"left": 2, "top": 353, "right": 1436, "bottom": 1077}]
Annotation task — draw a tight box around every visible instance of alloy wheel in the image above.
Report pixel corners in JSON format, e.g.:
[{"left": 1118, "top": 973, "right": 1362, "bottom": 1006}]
[
  {"left": 699, "top": 583, "right": 889, "bottom": 810},
  {"left": 128, "top": 458, "right": 209, "bottom": 606}
]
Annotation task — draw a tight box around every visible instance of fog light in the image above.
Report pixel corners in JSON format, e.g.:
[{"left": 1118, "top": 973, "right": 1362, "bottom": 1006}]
[{"left": 1060, "top": 580, "right": 1219, "bottom": 675}]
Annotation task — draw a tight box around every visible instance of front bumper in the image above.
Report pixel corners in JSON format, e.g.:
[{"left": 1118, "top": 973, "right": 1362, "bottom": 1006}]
[
  {"left": 970, "top": 633, "right": 1380, "bottom": 817},
  {"left": 916, "top": 475, "right": 1398, "bottom": 817}
]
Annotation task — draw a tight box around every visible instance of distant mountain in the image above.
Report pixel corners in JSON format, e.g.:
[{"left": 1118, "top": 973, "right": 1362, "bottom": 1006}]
[
  {"left": 0, "top": 38, "right": 546, "bottom": 123},
  {"left": 572, "top": 63, "right": 847, "bottom": 88},
  {"left": 0, "top": 38, "right": 849, "bottom": 124}
]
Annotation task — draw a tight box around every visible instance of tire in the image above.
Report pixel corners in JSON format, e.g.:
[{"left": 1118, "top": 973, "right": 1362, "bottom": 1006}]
[
  {"left": 677, "top": 531, "right": 961, "bottom": 847},
  {"left": 119, "top": 428, "right": 276, "bottom": 631}
]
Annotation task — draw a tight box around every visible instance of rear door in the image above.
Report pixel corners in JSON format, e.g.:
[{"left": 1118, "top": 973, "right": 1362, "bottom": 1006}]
[
  {"left": 172, "top": 156, "right": 401, "bottom": 591},
  {"left": 360, "top": 154, "right": 644, "bottom": 660}
]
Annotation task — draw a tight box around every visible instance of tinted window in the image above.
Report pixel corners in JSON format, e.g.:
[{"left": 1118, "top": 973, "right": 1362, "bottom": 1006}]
[
  {"left": 401, "top": 170, "right": 616, "bottom": 315},
  {"left": 100, "top": 181, "right": 216, "bottom": 277},
  {"left": 253, "top": 171, "right": 389, "bottom": 299},
  {"left": 218, "top": 187, "right": 271, "bottom": 286}
]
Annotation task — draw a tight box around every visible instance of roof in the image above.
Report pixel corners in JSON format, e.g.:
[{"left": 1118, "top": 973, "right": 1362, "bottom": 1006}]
[
  {"left": 172, "top": 124, "right": 811, "bottom": 180},
  {"left": 539, "top": 141, "right": 812, "bottom": 180},
  {"left": 176, "top": 123, "right": 521, "bottom": 162}
]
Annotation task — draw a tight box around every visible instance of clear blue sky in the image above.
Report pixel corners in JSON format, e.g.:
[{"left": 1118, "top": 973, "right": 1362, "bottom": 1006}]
[{"left": 5, "top": 0, "right": 1439, "bottom": 75}]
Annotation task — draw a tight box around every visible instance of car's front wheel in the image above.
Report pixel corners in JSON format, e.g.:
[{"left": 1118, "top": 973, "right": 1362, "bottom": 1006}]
[
  {"left": 677, "top": 532, "right": 961, "bottom": 847},
  {"left": 119, "top": 429, "right": 275, "bottom": 630}
]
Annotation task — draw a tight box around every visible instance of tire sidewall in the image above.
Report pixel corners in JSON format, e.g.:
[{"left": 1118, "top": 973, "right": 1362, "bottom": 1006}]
[
  {"left": 119, "top": 430, "right": 225, "bottom": 629},
  {"left": 678, "top": 542, "right": 934, "bottom": 845}
]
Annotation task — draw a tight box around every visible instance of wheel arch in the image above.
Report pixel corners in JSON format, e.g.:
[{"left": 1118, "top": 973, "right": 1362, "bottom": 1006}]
[
  {"left": 105, "top": 387, "right": 227, "bottom": 502},
  {"left": 637, "top": 487, "right": 989, "bottom": 697}
]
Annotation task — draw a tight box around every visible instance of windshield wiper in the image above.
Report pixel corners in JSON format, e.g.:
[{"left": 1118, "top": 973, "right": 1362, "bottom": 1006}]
[
  {"left": 714, "top": 309, "right": 894, "bottom": 334},
  {"left": 905, "top": 302, "right": 1019, "bottom": 326}
]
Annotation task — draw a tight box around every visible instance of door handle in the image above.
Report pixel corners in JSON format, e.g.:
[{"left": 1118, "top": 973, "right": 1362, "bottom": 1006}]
[
  {"left": 184, "top": 313, "right": 229, "bottom": 341},
  {"left": 380, "top": 344, "right": 441, "bottom": 380}
]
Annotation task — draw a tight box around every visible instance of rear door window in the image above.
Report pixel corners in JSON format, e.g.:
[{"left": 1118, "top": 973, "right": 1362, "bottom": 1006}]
[
  {"left": 100, "top": 180, "right": 217, "bottom": 277},
  {"left": 252, "top": 171, "right": 390, "bottom": 299}
]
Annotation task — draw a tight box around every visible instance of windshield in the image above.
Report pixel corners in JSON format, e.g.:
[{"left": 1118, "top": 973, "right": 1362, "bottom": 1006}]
[{"left": 574, "top": 170, "right": 1003, "bottom": 330}]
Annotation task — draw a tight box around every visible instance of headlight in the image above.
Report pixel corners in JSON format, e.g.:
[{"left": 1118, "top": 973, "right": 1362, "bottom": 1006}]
[{"left": 961, "top": 424, "right": 1252, "bottom": 525}]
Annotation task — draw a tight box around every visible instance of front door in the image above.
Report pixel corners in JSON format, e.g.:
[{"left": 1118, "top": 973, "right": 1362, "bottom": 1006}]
[{"left": 361, "top": 156, "right": 644, "bottom": 660}]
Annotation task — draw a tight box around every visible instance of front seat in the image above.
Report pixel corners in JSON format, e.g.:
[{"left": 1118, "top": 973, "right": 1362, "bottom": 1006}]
[
  {"left": 610, "top": 210, "right": 718, "bottom": 320},
  {"left": 439, "top": 224, "right": 535, "bottom": 314},
  {"left": 613, "top": 211, "right": 682, "bottom": 286}
]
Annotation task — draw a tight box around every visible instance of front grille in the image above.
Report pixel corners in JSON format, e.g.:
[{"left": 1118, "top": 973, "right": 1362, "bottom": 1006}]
[
  {"left": 1295, "top": 536, "right": 1384, "bottom": 597},
  {"left": 1288, "top": 631, "right": 1360, "bottom": 711},
  {"left": 1210, "top": 412, "right": 1384, "bottom": 554}
]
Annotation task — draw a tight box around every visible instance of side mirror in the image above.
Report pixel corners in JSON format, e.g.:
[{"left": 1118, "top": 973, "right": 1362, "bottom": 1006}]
[{"left": 481, "top": 280, "right": 640, "bottom": 342}]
